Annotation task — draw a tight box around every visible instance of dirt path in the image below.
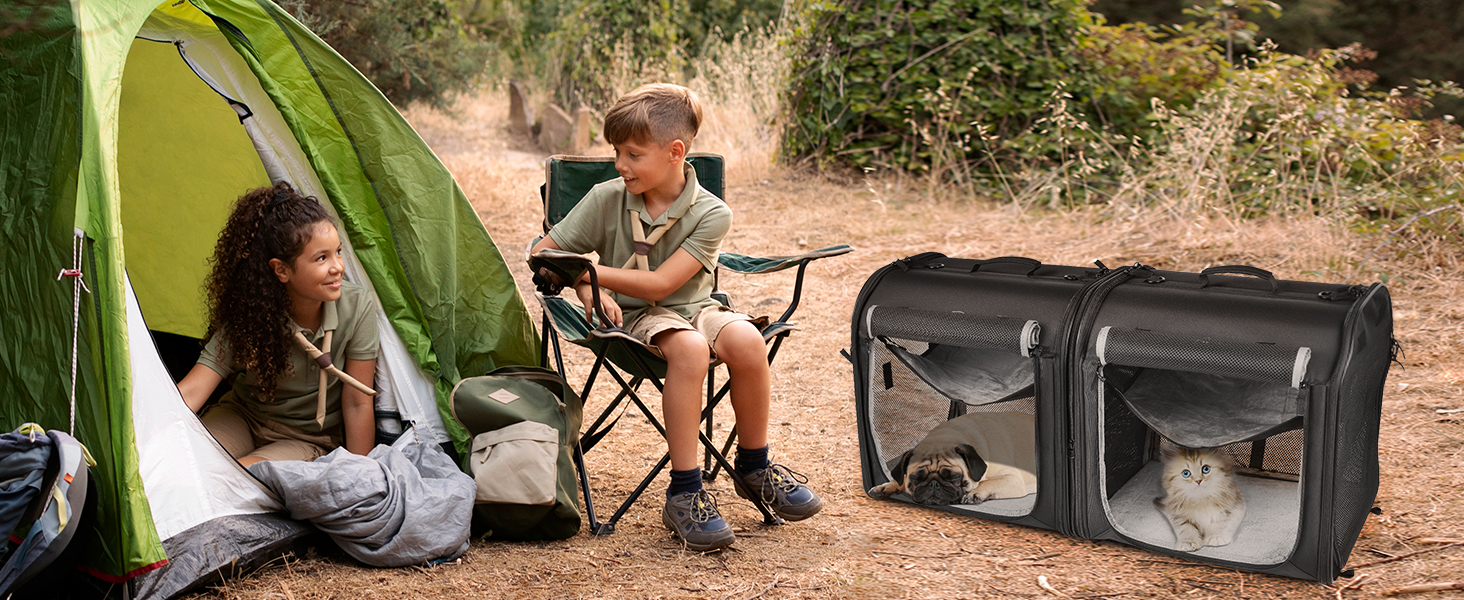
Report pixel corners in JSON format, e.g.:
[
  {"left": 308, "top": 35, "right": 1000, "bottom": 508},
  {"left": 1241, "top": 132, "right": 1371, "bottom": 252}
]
[{"left": 193, "top": 91, "right": 1464, "bottom": 600}]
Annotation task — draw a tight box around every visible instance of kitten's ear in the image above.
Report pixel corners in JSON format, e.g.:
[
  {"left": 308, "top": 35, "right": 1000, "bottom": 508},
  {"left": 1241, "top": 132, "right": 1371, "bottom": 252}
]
[
  {"left": 955, "top": 444, "right": 988, "bottom": 482},
  {"left": 889, "top": 450, "right": 914, "bottom": 484},
  {"left": 1160, "top": 442, "right": 1179, "bottom": 461}
]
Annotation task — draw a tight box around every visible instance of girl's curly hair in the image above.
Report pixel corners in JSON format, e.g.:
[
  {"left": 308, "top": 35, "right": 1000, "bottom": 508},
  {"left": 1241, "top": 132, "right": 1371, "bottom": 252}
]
[{"left": 205, "top": 181, "right": 334, "bottom": 402}]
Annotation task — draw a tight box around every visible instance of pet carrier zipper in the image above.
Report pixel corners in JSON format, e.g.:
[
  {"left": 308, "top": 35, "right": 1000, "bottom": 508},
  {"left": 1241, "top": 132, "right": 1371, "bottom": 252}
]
[
  {"left": 1057, "top": 262, "right": 1154, "bottom": 538},
  {"left": 892, "top": 251, "right": 947, "bottom": 272},
  {"left": 850, "top": 253, "right": 947, "bottom": 496},
  {"left": 1314, "top": 283, "right": 1389, "bottom": 579}
]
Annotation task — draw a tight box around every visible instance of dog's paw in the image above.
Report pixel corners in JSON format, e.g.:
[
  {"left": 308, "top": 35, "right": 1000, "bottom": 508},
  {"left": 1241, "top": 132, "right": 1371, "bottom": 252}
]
[
  {"left": 1175, "top": 532, "right": 1204, "bottom": 552},
  {"left": 1205, "top": 533, "right": 1234, "bottom": 547},
  {"left": 868, "top": 482, "right": 901, "bottom": 499}
]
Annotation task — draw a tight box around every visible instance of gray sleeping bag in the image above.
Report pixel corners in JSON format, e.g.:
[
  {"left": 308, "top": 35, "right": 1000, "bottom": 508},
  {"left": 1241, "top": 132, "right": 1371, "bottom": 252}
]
[{"left": 247, "top": 440, "right": 475, "bottom": 567}]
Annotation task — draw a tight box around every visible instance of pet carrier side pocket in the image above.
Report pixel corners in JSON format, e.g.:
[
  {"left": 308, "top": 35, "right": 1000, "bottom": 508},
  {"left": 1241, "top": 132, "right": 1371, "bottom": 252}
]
[{"left": 469, "top": 422, "right": 559, "bottom": 506}]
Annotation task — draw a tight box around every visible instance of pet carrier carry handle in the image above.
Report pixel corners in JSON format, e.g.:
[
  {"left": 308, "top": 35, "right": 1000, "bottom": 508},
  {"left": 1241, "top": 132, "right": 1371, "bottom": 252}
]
[
  {"left": 969, "top": 256, "right": 1041, "bottom": 276},
  {"left": 1197, "top": 265, "right": 1278, "bottom": 293}
]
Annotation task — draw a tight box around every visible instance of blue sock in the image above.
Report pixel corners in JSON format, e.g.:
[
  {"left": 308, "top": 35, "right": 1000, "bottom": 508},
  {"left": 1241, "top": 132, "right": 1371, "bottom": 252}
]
[
  {"left": 735, "top": 445, "right": 769, "bottom": 476},
  {"left": 667, "top": 468, "right": 703, "bottom": 498}
]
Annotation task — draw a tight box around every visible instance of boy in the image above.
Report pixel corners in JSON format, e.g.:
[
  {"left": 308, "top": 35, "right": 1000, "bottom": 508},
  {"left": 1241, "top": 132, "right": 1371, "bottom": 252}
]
[{"left": 530, "top": 83, "right": 821, "bottom": 551}]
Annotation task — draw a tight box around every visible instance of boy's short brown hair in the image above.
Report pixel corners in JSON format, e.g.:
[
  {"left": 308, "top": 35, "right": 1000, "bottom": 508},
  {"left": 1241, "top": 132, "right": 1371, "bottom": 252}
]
[{"left": 603, "top": 83, "right": 703, "bottom": 148}]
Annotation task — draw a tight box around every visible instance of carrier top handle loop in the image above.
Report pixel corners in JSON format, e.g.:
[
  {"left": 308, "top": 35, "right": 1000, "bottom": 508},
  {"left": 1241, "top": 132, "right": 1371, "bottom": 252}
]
[
  {"left": 1197, "top": 264, "right": 1279, "bottom": 293},
  {"left": 969, "top": 256, "right": 1041, "bottom": 277}
]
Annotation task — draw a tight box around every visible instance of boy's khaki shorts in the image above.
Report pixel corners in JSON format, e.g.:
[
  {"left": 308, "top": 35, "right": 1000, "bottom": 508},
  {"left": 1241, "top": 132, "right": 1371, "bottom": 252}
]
[
  {"left": 201, "top": 393, "right": 341, "bottom": 463},
  {"left": 626, "top": 305, "right": 767, "bottom": 358}
]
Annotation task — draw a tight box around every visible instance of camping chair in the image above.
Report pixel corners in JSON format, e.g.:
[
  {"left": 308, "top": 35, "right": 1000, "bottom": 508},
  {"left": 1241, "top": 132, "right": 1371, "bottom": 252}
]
[{"left": 529, "top": 153, "right": 852, "bottom": 535}]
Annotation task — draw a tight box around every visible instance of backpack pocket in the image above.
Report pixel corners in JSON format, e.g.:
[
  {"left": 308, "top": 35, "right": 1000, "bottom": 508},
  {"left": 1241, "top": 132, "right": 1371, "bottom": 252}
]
[{"left": 469, "top": 421, "right": 559, "bottom": 506}]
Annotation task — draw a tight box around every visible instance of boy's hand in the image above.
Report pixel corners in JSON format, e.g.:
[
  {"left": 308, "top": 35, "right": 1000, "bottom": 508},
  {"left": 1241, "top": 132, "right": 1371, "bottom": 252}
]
[{"left": 576, "top": 282, "right": 623, "bottom": 328}]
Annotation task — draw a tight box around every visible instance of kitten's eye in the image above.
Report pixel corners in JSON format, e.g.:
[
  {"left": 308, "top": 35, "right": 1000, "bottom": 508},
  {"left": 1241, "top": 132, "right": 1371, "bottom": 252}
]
[
  {"left": 1201, "top": 465, "right": 1211, "bottom": 474},
  {"left": 1181, "top": 469, "right": 1191, "bottom": 478}
]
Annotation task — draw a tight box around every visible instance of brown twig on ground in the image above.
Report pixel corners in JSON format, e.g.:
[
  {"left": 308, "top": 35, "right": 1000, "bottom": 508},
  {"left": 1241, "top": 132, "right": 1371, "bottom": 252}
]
[
  {"left": 1024, "top": 552, "right": 1063, "bottom": 561},
  {"left": 1182, "top": 578, "right": 1234, "bottom": 586},
  {"left": 870, "top": 550, "right": 965, "bottom": 559},
  {"left": 743, "top": 573, "right": 779, "bottom": 600},
  {"left": 279, "top": 582, "right": 298, "bottom": 600},
  {"left": 1346, "top": 542, "right": 1463, "bottom": 570},
  {"left": 1038, "top": 575, "right": 1069, "bottom": 598},
  {"left": 1382, "top": 581, "right": 1464, "bottom": 596},
  {"left": 1416, "top": 538, "right": 1464, "bottom": 545},
  {"left": 1332, "top": 573, "right": 1374, "bottom": 600}
]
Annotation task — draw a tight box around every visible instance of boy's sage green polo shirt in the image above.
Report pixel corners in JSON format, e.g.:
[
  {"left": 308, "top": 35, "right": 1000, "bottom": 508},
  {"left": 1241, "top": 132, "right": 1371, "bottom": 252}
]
[
  {"left": 197, "top": 281, "right": 380, "bottom": 434},
  {"left": 547, "top": 162, "right": 732, "bottom": 325}
]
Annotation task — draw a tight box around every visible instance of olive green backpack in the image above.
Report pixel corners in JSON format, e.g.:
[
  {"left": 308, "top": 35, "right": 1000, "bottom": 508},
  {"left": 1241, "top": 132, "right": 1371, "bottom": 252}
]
[{"left": 450, "top": 366, "right": 583, "bottom": 541}]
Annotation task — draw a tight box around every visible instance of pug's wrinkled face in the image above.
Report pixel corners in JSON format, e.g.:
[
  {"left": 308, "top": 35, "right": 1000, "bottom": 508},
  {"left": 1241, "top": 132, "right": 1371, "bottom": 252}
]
[{"left": 892, "top": 444, "right": 988, "bottom": 505}]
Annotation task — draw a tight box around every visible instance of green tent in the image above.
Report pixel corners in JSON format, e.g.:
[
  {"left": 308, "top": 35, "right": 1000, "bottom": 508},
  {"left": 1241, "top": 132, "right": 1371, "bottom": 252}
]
[{"left": 0, "top": 0, "right": 537, "bottom": 594}]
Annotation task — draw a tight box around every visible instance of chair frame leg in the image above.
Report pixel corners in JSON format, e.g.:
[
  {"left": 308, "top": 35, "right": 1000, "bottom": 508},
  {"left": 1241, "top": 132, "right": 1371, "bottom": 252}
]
[{"left": 573, "top": 338, "right": 784, "bottom": 534}]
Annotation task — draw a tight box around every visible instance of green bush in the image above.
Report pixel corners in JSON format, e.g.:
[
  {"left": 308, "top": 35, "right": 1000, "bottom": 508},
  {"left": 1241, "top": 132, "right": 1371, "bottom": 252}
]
[
  {"left": 282, "top": 0, "right": 492, "bottom": 110},
  {"left": 1078, "top": 17, "right": 1230, "bottom": 138},
  {"left": 1100, "top": 42, "right": 1464, "bottom": 237},
  {"left": 781, "top": 0, "right": 1093, "bottom": 172},
  {"left": 545, "top": 0, "right": 680, "bottom": 109}
]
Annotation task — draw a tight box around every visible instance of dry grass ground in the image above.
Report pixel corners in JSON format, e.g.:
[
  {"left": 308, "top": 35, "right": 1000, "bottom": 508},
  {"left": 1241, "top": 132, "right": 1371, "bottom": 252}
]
[{"left": 189, "top": 89, "right": 1463, "bottom": 600}]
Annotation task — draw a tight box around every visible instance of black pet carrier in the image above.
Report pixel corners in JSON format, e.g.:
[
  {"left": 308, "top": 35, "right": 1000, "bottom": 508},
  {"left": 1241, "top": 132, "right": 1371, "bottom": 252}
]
[{"left": 852, "top": 254, "right": 1394, "bottom": 583}]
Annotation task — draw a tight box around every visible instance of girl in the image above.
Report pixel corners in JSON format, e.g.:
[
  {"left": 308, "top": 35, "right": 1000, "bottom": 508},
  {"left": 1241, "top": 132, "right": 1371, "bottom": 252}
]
[{"left": 177, "top": 182, "right": 378, "bottom": 466}]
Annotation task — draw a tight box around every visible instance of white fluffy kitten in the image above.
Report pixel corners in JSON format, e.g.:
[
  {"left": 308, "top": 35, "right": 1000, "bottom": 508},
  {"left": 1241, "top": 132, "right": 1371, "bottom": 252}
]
[{"left": 1154, "top": 444, "right": 1246, "bottom": 551}]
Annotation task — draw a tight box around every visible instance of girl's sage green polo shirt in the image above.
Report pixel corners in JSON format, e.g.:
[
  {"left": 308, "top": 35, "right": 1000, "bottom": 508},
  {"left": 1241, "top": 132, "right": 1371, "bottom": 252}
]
[{"left": 197, "top": 281, "right": 380, "bottom": 434}]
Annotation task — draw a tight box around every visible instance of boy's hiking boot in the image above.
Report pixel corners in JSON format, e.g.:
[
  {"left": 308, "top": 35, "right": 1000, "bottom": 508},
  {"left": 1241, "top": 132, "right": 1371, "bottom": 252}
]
[
  {"left": 735, "top": 463, "right": 823, "bottom": 521},
  {"left": 662, "top": 489, "right": 734, "bottom": 551}
]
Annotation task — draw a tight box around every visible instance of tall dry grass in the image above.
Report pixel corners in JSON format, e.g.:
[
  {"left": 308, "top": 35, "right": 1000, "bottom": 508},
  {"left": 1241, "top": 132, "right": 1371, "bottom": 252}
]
[{"left": 502, "top": 24, "right": 792, "bottom": 186}]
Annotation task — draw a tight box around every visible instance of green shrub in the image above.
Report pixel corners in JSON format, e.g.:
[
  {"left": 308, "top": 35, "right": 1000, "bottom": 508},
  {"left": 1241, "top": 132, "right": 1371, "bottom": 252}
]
[
  {"left": 545, "top": 0, "right": 680, "bottom": 109},
  {"left": 782, "top": 0, "right": 1093, "bottom": 173},
  {"left": 1101, "top": 42, "right": 1464, "bottom": 237},
  {"left": 282, "top": 0, "right": 492, "bottom": 110},
  {"left": 1078, "top": 17, "right": 1229, "bottom": 138}
]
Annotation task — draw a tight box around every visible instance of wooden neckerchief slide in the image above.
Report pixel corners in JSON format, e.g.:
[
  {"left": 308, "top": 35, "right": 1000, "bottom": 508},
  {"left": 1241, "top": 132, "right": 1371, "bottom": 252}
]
[
  {"left": 293, "top": 321, "right": 376, "bottom": 428},
  {"left": 624, "top": 188, "right": 699, "bottom": 307}
]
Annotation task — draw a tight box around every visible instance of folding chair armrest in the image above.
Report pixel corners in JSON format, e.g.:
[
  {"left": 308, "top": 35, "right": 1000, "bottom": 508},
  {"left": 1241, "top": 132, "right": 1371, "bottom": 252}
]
[
  {"left": 716, "top": 245, "right": 853, "bottom": 275},
  {"left": 717, "top": 245, "right": 853, "bottom": 325},
  {"left": 529, "top": 248, "right": 623, "bottom": 328}
]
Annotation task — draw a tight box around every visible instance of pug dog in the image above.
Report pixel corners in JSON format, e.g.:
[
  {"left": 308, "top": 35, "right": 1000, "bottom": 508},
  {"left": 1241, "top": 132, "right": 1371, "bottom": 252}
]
[{"left": 868, "top": 411, "right": 1037, "bottom": 505}]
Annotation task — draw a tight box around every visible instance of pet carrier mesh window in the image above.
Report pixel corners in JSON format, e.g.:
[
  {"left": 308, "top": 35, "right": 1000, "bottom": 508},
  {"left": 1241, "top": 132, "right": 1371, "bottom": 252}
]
[
  {"left": 1093, "top": 326, "right": 1308, "bottom": 565},
  {"left": 864, "top": 306, "right": 1042, "bottom": 517}
]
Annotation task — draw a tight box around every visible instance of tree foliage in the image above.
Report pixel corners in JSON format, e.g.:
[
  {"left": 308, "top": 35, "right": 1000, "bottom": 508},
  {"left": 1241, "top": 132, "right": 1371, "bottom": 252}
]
[
  {"left": 281, "top": 0, "right": 492, "bottom": 110},
  {"left": 1090, "top": 0, "right": 1464, "bottom": 116},
  {"left": 781, "top": 0, "right": 1093, "bottom": 172},
  {"left": 546, "top": 0, "right": 681, "bottom": 109}
]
